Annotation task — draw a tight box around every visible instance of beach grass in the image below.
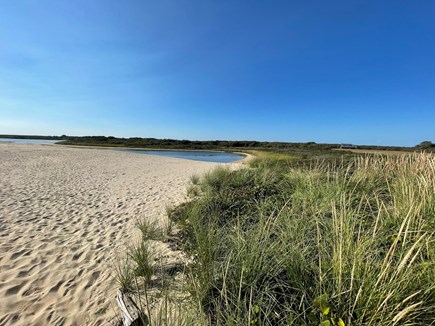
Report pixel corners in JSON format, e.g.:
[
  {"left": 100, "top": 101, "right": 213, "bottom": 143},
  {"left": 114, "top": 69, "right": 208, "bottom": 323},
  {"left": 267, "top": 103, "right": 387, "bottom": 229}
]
[{"left": 119, "top": 152, "right": 435, "bottom": 325}]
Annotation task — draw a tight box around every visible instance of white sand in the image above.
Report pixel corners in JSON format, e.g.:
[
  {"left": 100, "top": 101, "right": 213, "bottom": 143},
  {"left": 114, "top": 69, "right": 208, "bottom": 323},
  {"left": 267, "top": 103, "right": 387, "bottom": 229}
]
[{"left": 0, "top": 143, "right": 226, "bottom": 325}]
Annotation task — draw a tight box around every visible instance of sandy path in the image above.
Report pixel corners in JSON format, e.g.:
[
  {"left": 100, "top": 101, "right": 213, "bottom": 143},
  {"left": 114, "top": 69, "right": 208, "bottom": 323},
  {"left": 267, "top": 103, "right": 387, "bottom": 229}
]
[{"left": 0, "top": 143, "right": 221, "bottom": 325}]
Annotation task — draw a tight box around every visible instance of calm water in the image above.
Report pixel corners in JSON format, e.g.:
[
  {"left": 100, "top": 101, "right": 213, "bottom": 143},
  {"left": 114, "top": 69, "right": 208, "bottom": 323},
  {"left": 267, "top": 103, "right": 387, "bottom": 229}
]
[
  {"left": 125, "top": 150, "right": 244, "bottom": 163},
  {"left": 0, "top": 138, "right": 59, "bottom": 144},
  {"left": 0, "top": 139, "right": 244, "bottom": 163}
]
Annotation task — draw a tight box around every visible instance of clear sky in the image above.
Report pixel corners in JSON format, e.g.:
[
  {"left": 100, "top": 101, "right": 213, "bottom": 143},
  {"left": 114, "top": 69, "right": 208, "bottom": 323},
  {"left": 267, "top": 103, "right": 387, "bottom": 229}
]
[{"left": 0, "top": 1, "right": 434, "bottom": 146}]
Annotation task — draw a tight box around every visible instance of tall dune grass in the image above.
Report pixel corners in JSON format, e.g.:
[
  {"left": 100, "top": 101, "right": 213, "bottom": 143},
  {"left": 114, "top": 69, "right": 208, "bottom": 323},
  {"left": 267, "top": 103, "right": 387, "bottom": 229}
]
[
  {"left": 169, "top": 153, "right": 435, "bottom": 325},
  {"left": 118, "top": 153, "right": 434, "bottom": 325}
]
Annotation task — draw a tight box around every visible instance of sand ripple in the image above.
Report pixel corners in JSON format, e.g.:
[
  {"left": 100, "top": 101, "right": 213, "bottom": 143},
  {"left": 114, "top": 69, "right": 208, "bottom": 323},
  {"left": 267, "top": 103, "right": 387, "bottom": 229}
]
[{"left": 0, "top": 143, "right": 218, "bottom": 325}]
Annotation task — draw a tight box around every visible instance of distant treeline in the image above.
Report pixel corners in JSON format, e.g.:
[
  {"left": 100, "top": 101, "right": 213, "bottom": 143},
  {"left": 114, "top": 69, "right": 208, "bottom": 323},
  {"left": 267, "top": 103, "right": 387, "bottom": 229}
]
[
  {"left": 0, "top": 134, "right": 65, "bottom": 140},
  {"left": 60, "top": 136, "right": 340, "bottom": 150},
  {"left": 1, "top": 134, "right": 433, "bottom": 152}
]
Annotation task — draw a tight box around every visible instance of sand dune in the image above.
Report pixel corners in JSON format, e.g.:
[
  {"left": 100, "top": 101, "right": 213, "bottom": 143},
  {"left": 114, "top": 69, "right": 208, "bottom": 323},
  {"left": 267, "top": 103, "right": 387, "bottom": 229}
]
[{"left": 0, "top": 143, "right": 221, "bottom": 325}]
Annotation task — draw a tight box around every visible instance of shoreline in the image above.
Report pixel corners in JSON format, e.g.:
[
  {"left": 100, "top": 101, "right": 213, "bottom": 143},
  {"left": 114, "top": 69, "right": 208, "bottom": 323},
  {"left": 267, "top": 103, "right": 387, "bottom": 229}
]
[{"left": 56, "top": 143, "right": 252, "bottom": 164}]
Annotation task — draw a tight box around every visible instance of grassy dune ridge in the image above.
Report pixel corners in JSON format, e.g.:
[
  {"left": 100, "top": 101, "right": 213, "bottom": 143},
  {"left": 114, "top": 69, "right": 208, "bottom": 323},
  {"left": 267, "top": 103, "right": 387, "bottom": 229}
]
[{"left": 119, "top": 152, "right": 435, "bottom": 325}]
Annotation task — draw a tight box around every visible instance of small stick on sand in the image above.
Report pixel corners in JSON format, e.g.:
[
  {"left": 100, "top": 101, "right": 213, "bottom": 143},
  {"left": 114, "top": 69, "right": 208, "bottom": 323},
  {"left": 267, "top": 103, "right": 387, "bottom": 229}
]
[{"left": 116, "top": 290, "right": 148, "bottom": 326}]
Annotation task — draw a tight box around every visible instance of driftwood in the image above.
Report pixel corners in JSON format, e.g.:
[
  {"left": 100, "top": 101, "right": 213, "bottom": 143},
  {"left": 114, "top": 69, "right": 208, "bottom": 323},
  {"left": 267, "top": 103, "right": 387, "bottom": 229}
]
[{"left": 116, "top": 290, "right": 148, "bottom": 326}]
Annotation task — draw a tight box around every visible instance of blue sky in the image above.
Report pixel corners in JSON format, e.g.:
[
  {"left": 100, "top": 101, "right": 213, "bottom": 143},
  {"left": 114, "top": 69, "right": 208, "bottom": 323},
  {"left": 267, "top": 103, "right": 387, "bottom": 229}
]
[{"left": 0, "top": 1, "right": 434, "bottom": 146}]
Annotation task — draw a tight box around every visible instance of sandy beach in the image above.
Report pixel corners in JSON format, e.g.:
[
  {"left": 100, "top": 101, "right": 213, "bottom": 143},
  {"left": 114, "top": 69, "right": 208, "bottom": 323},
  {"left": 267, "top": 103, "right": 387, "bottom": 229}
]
[{"left": 0, "top": 143, "right": 222, "bottom": 325}]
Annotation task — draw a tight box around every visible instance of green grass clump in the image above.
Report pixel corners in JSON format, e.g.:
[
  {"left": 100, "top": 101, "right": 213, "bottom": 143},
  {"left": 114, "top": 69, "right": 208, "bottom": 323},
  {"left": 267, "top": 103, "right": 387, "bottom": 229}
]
[
  {"left": 169, "top": 153, "right": 435, "bottom": 325},
  {"left": 127, "top": 240, "right": 154, "bottom": 283},
  {"left": 136, "top": 218, "right": 166, "bottom": 241}
]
